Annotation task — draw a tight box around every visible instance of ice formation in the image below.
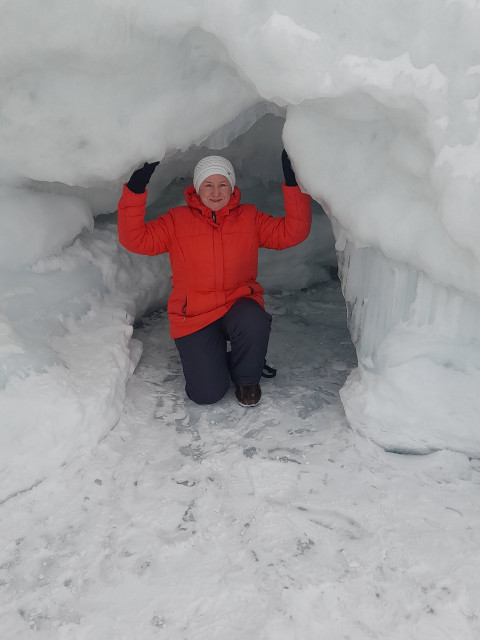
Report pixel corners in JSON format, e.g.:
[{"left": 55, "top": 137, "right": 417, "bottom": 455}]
[{"left": 1, "top": 0, "right": 480, "bottom": 498}]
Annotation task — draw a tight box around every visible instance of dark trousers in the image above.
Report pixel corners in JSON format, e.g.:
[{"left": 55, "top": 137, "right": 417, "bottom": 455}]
[{"left": 174, "top": 298, "right": 272, "bottom": 405}]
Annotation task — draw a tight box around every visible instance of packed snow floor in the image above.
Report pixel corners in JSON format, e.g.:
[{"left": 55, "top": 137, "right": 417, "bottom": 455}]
[{"left": 1, "top": 280, "right": 479, "bottom": 640}]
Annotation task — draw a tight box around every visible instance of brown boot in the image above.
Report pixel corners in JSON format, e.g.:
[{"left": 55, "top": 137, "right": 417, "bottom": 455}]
[{"left": 235, "top": 384, "right": 262, "bottom": 408}]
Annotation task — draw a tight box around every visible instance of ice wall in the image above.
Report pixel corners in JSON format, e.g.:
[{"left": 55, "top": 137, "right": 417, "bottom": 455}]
[{"left": 1, "top": 0, "right": 480, "bottom": 497}]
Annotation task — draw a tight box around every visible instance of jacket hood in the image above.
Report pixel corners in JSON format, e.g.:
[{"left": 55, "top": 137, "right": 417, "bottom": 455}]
[{"left": 184, "top": 184, "right": 241, "bottom": 217}]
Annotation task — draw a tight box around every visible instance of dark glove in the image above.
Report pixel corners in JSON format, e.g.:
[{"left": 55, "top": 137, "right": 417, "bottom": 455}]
[
  {"left": 127, "top": 161, "right": 160, "bottom": 194},
  {"left": 281, "top": 149, "right": 297, "bottom": 187}
]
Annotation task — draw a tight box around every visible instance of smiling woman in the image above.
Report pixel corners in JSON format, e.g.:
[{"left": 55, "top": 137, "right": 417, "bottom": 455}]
[{"left": 117, "top": 151, "right": 312, "bottom": 408}]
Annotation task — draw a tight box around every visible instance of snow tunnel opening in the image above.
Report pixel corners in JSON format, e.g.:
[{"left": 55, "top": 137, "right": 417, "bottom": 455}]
[
  {"left": 124, "top": 107, "right": 357, "bottom": 381},
  {"left": 143, "top": 109, "right": 341, "bottom": 288}
]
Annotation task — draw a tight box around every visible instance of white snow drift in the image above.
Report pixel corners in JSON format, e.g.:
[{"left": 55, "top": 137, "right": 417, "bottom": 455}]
[{"left": 1, "top": 0, "right": 480, "bottom": 498}]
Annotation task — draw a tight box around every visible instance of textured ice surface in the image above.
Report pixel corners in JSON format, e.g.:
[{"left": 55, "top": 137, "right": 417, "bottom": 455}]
[{"left": 338, "top": 241, "right": 480, "bottom": 455}]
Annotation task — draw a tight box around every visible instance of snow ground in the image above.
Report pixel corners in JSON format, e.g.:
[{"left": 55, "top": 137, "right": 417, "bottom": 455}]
[{"left": 1, "top": 281, "right": 479, "bottom": 640}]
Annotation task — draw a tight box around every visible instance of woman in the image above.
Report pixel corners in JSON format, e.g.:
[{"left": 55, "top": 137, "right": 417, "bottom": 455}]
[{"left": 118, "top": 151, "right": 311, "bottom": 407}]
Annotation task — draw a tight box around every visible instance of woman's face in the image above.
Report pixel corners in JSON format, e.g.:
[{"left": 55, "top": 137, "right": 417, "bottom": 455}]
[{"left": 197, "top": 174, "right": 232, "bottom": 211}]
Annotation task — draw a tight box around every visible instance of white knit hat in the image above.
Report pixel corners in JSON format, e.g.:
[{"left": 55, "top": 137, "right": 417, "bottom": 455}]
[{"left": 193, "top": 156, "right": 236, "bottom": 193}]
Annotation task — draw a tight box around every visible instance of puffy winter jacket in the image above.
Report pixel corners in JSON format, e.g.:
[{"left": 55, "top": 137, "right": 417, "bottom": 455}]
[{"left": 118, "top": 183, "right": 311, "bottom": 338}]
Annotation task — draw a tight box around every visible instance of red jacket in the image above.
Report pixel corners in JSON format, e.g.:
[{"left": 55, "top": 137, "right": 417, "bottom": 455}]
[{"left": 118, "top": 183, "right": 311, "bottom": 338}]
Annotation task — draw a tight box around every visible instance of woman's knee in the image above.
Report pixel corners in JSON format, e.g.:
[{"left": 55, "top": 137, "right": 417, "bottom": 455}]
[
  {"left": 226, "top": 298, "right": 272, "bottom": 334},
  {"left": 186, "top": 381, "right": 230, "bottom": 405}
]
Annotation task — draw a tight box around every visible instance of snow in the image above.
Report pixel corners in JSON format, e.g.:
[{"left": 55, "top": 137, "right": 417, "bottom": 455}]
[
  {"left": 2, "top": 283, "right": 480, "bottom": 638},
  {"left": 1, "top": 1, "right": 480, "bottom": 635},
  {"left": 0, "top": 187, "right": 93, "bottom": 270},
  {"left": 2, "top": 0, "right": 480, "bottom": 460}
]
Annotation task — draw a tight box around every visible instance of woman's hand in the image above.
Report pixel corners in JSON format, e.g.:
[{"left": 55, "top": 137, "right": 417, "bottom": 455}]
[{"left": 127, "top": 161, "right": 160, "bottom": 194}]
